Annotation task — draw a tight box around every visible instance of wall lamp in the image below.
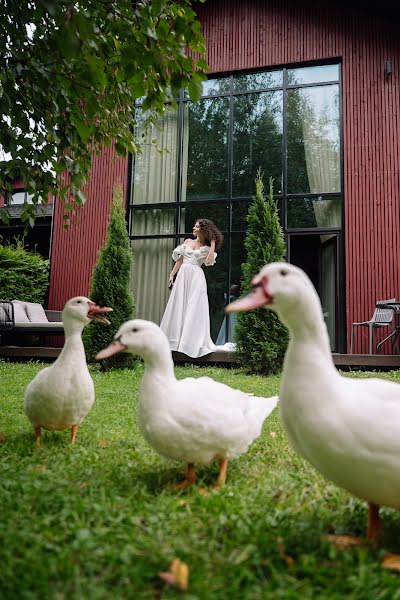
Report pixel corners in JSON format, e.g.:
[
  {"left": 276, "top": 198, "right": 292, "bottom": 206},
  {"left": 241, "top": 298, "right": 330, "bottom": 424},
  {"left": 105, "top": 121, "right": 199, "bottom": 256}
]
[{"left": 385, "top": 61, "right": 393, "bottom": 76}]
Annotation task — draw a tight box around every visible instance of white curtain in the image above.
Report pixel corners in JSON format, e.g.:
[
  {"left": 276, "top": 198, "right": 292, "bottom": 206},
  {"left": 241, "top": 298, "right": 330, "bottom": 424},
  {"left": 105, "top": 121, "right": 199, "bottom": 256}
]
[
  {"left": 131, "top": 107, "right": 179, "bottom": 325},
  {"left": 301, "top": 86, "right": 340, "bottom": 231},
  {"left": 132, "top": 108, "right": 179, "bottom": 204},
  {"left": 301, "top": 86, "right": 340, "bottom": 350},
  {"left": 131, "top": 237, "right": 173, "bottom": 325}
]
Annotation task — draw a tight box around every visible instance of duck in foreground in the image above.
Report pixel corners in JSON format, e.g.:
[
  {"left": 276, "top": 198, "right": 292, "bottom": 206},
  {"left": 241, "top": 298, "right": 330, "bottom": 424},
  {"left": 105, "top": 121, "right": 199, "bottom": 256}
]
[
  {"left": 24, "top": 297, "right": 112, "bottom": 447},
  {"left": 96, "top": 319, "right": 278, "bottom": 488},
  {"left": 226, "top": 262, "right": 400, "bottom": 544}
]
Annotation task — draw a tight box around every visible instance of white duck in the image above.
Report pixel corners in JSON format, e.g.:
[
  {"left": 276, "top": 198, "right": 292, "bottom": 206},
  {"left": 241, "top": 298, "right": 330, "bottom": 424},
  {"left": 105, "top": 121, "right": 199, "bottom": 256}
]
[
  {"left": 24, "top": 296, "right": 112, "bottom": 447},
  {"left": 96, "top": 319, "right": 278, "bottom": 488},
  {"left": 226, "top": 262, "right": 400, "bottom": 543}
]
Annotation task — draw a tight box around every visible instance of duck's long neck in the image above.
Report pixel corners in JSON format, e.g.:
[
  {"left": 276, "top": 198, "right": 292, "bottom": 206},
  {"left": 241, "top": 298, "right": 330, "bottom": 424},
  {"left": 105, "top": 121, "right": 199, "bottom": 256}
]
[
  {"left": 142, "top": 341, "right": 176, "bottom": 381},
  {"left": 280, "top": 301, "right": 337, "bottom": 375},
  {"left": 57, "top": 325, "right": 86, "bottom": 366}
]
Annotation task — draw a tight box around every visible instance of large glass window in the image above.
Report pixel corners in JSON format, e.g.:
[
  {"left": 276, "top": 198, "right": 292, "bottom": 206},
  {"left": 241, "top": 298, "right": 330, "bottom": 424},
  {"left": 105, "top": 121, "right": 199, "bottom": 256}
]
[
  {"left": 232, "top": 91, "right": 283, "bottom": 196},
  {"left": 185, "top": 98, "right": 230, "bottom": 201},
  {"left": 130, "top": 62, "right": 342, "bottom": 348}
]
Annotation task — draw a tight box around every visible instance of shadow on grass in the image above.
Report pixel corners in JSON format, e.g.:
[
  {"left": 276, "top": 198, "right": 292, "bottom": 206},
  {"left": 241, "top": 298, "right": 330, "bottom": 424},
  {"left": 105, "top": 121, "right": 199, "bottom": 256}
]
[{"left": 3, "top": 429, "right": 76, "bottom": 455}]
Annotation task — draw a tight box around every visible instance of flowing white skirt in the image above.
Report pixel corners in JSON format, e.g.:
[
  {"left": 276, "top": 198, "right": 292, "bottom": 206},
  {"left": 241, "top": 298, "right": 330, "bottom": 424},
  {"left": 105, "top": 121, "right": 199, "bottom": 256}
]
[{"left": 160, "top": 263, "right": 216, "bottom": 358}]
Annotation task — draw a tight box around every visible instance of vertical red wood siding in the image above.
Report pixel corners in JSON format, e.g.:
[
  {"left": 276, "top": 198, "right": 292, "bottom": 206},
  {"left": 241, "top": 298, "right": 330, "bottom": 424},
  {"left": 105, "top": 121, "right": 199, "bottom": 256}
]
[
  {"left": 194, "top": 0, "right": 400, "bottom": 354},
  {"left": 48, "top": 146, "right": 128, "bottom": 309}
]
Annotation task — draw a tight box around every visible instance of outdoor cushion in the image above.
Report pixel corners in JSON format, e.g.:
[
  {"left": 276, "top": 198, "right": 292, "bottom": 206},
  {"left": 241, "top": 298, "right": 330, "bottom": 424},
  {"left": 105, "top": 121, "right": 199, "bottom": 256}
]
[
  {"left": 25, "top": 302, "right": 49, "bottom": 323},
  {"left": 12, "top": 301, "right": 30, "bottom": 323}
]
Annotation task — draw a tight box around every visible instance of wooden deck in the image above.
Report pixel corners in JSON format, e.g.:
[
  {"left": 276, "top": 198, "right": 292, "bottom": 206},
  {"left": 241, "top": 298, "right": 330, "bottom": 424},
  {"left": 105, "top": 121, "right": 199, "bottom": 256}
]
[{"left": 1, "top": 345, "right": 400, "bottom": 369}]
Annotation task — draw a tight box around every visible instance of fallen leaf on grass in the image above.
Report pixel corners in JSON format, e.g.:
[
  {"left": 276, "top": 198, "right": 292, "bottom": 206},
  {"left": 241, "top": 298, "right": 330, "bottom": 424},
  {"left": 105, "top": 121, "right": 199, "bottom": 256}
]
[
  {"left": 0, "top": 431, "right": 5, "bottom": 443},
  {"left": 98, "top": 439, "right": 108, "bottom": 448},
  {"left": 270, "top": 431, "right": 277, "bottom": 438},
  {"left": 159, "top": 558, "right": 189, "bottom": 591},
  {"left": 382, "top": 553, "right": 400, "bottom": 571},
  {"left": 326, "top": 534, "right": 365, "bottom": 549},
  {"left": 276, "top": 536, "right": 295, "bottom": 567}
]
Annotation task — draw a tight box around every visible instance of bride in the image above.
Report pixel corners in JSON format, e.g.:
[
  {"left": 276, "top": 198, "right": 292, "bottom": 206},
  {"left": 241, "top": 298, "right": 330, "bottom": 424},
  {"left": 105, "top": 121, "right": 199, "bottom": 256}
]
[{"left": 160, "top": 218, "right": 223, "bottom": 358}]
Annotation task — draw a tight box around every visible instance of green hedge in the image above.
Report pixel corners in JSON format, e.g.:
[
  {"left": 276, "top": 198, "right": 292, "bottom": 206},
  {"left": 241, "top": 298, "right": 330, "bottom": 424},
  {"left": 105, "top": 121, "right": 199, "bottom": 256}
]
[{"left": 0, "top": 241, "right": 49, "bottom": 303}]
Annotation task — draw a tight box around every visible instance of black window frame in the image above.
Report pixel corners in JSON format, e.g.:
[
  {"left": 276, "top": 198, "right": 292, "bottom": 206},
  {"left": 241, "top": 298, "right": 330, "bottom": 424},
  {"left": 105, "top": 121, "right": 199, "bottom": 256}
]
[{"left": 129, "top": 59, "right": 344, "bottom": 346}]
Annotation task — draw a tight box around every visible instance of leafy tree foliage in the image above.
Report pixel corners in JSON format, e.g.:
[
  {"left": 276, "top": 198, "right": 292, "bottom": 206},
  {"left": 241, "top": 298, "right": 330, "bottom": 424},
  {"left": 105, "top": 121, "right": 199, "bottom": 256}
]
[
  {"left": 0, "top": 239, "right": 49, "bottom": 302},
  {"left": 234, "top": 171, "right": 288, "bottom": 375},
  {"left": 83, "top": 184, "right": 135, "bottom": 369},
  {"left": 0, "top": 0, "right": 207, "bottom": 225}
]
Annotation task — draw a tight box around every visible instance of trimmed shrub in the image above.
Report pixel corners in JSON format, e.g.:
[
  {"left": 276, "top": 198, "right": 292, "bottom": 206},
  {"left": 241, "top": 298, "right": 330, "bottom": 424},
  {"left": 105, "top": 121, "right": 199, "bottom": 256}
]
[
  {"left": 0, "top": 240, "right": 49, "bottom": 303},
  {"left": 234, "top": 171, "right": 288, "bottom": 374},
  {"left": 83, "top": 184, "right": 135, "bottom": 369}
]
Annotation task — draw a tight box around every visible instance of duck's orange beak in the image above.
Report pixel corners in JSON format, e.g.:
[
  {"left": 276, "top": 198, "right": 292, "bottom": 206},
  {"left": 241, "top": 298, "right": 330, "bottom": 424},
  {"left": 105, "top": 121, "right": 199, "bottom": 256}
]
[
  {"left": 225, "top": 274, "right": 272, "bottom": 313},
  {"left": 87, "top": 300, "right": 113, "bottom": 324},
  {"left": 96, "top": 340, "right": 126, "bottom": 360}
]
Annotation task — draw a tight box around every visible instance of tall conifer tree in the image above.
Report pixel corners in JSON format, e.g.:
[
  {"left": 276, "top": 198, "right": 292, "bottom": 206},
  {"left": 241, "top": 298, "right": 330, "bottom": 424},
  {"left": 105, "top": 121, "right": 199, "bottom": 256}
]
[
  {"left": 83, "top": 184, "right": 135, "bottom": 369},
  {"left": 234, "top": 170, "right": 288, "bottom": 374}
]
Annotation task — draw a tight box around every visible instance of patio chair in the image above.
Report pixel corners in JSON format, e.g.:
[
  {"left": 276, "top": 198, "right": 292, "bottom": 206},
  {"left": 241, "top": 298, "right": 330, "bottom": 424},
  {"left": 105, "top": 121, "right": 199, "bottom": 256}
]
[{"left": 350, "top": 298, "right": 396, "bottom": 354}]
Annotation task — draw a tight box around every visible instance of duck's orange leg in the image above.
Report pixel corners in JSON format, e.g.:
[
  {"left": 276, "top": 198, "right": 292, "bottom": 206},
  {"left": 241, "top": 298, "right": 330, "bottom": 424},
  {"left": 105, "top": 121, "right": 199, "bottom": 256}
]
[
  {"left": 34, "top": 425, "right": 41, "bottom": 448},
  {"left": 214, "top": 458, "right": 228, "bottom": 488},
  {"left": 367, "top": 503, "right": 381, "bottom": 545},
  {"left": 71, "top": 424, "right": 78, "bottom": 446},
  {"left": 175, "top": 463, "right": 196, "bottom": 490}
]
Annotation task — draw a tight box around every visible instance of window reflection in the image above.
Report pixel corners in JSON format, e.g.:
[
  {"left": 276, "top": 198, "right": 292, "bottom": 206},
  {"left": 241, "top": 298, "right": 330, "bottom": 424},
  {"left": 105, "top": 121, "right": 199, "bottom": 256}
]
[
  {"left": 200, "top": 78, "right": 231, "bottom": 96},
  {"left": 231, "top": 200, "right": 251, "bottom": 231},
  {"left": 287, "top": 196, "right": 341, "bottom": 229},
  {"left": 287, "top": 64, "right": 339, "bottom": 86},
  {"left": 233, "top": 91, "right": 283, "bottom": 197},
  {"left": 185, "top": 97, "right": 230, "bottom": 201},
  {"left": 233, "top": 70, "right": 283, "bottom": 92},
  {"left": 180, "top": 202, "right": 228, "bottom": 235}
]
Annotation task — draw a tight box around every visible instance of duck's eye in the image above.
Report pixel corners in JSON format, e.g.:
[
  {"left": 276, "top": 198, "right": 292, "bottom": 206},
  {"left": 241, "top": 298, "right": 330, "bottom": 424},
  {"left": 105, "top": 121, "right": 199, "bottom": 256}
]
[
  {"left": 132, "top": 327, "right": 138, "bottom": 333},
  {"left": 280, "top": 269, "right": 288, "bottom": 276},
  {"left": 76, "top": 300, "right": 82, "bottom": 303}
]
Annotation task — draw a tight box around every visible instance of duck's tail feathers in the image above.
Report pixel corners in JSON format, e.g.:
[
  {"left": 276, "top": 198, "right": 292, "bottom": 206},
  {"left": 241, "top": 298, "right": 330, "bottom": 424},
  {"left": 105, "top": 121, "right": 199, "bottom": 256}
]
[{"left": 248, "top": 395, "right": 279, "bottom": 422}]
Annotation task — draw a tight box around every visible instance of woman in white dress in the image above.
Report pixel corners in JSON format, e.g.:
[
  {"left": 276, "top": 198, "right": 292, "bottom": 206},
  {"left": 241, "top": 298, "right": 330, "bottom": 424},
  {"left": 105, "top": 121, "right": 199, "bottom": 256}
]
[{"left": 160, "top": 219, "right": 223, "bottom": 358}]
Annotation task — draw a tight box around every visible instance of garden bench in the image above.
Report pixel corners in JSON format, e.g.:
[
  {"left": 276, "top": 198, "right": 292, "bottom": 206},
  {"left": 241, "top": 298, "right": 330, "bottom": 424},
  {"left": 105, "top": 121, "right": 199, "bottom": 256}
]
[{"left": 0, "top": 300, "right": 64, "bottom": 341}]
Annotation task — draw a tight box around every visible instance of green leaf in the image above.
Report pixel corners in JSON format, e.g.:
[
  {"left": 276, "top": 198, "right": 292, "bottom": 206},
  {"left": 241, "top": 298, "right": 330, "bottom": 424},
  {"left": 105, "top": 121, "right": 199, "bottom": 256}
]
[
  {"left": 0, "top": 0, "right": 207, "bottom": 226},
  {"left": 76, "top": 189, "right": 86, "bottom": 205},
  {"left": 187, "top": 79, "right": 203, "bottom": 102},
  {"left": 74, "top": 119, "right": 93, "bottom": 143}
]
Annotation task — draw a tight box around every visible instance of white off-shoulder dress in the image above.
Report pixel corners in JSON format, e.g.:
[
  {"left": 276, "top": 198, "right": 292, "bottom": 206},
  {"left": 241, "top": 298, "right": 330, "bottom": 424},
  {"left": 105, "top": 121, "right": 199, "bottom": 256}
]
[{"left": 160, "top": 243, "right": 217, "bottom": 358}]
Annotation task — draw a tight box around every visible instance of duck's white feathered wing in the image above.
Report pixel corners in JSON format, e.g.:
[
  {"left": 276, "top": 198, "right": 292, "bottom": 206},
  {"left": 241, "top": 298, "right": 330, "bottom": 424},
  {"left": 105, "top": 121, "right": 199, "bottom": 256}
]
[
  {"left": 140, "top": 375, "right": 278, "bottom": 464},
  {"left": 282, "top": 374, "right": 400, "bottom": 508}
]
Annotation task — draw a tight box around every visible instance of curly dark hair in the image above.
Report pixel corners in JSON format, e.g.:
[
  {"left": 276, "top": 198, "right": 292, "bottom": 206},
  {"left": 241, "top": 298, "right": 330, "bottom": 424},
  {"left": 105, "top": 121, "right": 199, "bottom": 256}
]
[{"left": 195, "top": 218, "right": 224, "bottom": 249}]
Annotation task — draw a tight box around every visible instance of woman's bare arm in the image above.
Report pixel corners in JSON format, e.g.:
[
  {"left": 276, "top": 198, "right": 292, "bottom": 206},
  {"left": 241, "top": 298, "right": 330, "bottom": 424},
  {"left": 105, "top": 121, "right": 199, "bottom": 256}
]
[
  {"left": 205, "top": 239, "right": 216, "bottom": 265},
  {"left": 169, "top": 255, "right": 183, "bottom": 286}
]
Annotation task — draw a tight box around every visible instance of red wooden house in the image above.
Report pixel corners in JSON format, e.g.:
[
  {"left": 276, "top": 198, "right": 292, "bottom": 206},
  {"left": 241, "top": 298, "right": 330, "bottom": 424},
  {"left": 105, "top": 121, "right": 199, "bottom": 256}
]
[{"left": 2, "top": 0, "right": 400, "bottom": 356}]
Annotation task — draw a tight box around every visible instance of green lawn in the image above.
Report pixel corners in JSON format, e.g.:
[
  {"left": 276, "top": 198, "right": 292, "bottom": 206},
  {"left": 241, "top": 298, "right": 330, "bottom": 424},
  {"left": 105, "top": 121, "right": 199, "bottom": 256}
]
[{"left": 1, "top": 360, "right": 400, "bottom": 599}]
